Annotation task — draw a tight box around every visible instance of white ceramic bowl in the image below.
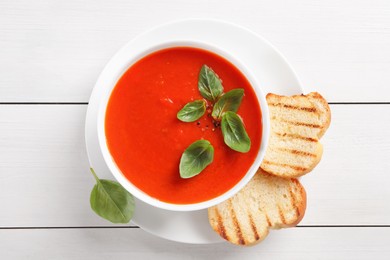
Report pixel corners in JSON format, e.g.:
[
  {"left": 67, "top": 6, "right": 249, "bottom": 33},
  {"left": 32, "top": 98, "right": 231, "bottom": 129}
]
[{"left": 96, "top": 40, "right": 270, "bottom": 211}]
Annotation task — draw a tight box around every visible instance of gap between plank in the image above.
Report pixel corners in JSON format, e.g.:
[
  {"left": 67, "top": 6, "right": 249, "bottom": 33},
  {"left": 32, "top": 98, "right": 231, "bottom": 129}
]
[
  {"left": 1, "top": 225, "right": 389, "bottom": 230},
  {"left": 0, "top": 226, "right": 140, "bottom": 229}
]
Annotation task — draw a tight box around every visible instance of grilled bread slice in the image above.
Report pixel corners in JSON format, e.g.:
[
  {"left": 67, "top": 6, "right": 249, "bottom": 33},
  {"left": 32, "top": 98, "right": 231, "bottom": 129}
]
[
  {"left": 208, "top": 169, "right": 306, "bottom": 246},
  {"left": 260, "top": 92, "right": 331, "bottom": 178}
]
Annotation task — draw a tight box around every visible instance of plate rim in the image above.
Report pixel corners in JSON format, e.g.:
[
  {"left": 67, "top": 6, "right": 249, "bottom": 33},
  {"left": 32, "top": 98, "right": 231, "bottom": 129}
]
[{"left": 85, "top": 18, "right": 303, "bottom": 244}]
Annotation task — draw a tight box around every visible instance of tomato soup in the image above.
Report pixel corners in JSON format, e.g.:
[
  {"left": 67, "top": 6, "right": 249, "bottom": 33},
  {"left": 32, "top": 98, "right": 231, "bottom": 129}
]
[{"left": 105, "top": 47, "right": 262, "bottom": 204}]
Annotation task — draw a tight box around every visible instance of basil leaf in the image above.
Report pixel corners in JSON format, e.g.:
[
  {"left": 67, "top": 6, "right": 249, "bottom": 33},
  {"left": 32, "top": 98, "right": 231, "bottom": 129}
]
[
  {"left": 198, "top": 65, "right": 224, "bottom": 102},
  {"left": 180, "top": 140, "right": 214, "bottom": 179},
  {"left": 221, "top": 111, "right": 251, "bottom": 153},
  {"left": 212, "top": 88, "right": 244, "bottom": 119},
  {"left": 89, "top": 168, "right": 135, "bottom": 224},
  {"left": 177, "top": 100, "right": 206, "bottom": 122}
]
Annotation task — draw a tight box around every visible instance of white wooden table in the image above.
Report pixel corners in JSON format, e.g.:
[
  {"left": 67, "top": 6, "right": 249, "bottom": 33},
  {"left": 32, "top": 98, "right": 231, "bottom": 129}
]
[{"left": 1, "top": 0, "right": 390, "bottom": 259}]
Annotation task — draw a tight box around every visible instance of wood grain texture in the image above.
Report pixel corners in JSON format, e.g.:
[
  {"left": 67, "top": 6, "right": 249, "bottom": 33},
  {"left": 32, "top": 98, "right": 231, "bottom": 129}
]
[
  {"left": 1, "top": 228, "right": 390, "bottom": 259},
  {"left": 0, "top": 105, "right": 389, "bottom": 227},
  {"left": 1, "top": 0, "right": 390, "bottom": 257},
  {"left": 0, "top": 105, "right": 120, "bottom": 227},
  {"left": 1, "top": 0, "right": 390, "bottom": 102}
]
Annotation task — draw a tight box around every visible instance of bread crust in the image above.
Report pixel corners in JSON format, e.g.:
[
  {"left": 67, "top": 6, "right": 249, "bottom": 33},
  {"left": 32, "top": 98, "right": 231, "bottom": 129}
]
[{"left": 306, "top": 92, "right": 331, "bottom": 137}]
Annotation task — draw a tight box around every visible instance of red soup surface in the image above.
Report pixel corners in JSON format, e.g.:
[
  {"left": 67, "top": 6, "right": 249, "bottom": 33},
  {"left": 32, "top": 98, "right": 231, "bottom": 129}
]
[{"left": 105, "top": 47, "right": 262, "bottom": 204}]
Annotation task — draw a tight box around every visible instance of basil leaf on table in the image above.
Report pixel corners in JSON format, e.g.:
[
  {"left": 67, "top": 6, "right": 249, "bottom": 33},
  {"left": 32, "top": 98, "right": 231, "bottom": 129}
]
[
  {"left": 89, "top": 168, "right": 135, "bottom": 223},
  {"left": 221, "top": 111, "right": 251, "bottom": 153},
  {"left": 177, "top": 100, "right": 206, "bottom": 122},
  {"left": 198, "top": 65, "right": 224, "bottom": 102},
  {"left": 212, "top": 88, "right": 244, "bottom": 119},
  {"left": 180, "top": 140, "right": 214, "bottom": 179}
]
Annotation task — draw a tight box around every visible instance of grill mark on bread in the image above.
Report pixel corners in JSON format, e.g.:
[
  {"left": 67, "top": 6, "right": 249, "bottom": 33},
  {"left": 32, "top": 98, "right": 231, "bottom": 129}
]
[
  {"left": 214, "top": 207, "right": 228, "bottom": 240},
  {"left": 229, "top": 200, "right": 246, "bottom": 245},
  {"left": 262, "top": 160, "right": 308, "bottom": 172},
  {"left": 279, "top": 119, "right": 321, "bottom": 129},
  {"left": 275, "top": 148, "right": 317, "bottom": 158},
  {"left": 269, "top": 103, "right": 317, "bottom": 113},
  {"left": 265, "top": 214, "right": 272, "bottom": 226},
  {"left": 248, "top": 212, "right": 260, "bottom": 241},
  {"left": 278, "top": 205, "right": 287, "bottom": 224},
  {"left": 288, "top": 186, "right": 299, "bottom": 218},
  {"left": 274, "top": 132, "right": 318, "bottom": 143}
]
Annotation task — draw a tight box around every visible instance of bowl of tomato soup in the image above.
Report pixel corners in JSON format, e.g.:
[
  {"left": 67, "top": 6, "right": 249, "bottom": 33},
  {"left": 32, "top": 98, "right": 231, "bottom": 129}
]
[{"left": 99, "top": 41, "right": 269, "bottom": 211}]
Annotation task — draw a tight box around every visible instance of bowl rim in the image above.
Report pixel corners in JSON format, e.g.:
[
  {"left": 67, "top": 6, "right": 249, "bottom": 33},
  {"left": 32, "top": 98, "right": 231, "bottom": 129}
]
[{"left": 97, "top": 40, "right": 270, "bottom": 211}]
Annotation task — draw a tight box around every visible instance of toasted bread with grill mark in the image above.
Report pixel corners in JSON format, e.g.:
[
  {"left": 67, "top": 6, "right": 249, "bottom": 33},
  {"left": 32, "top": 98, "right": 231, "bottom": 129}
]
[
  {"left": 208, "top": 169, "right": 306, "bottom": 246},
  {"left": 260, "top": 92, "right": 331, "bottom": 178}
]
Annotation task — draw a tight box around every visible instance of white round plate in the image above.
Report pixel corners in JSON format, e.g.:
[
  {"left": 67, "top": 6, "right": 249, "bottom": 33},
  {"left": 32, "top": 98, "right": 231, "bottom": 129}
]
[{"left": 85, "top": 19, "right": 303, "bottom": 244}]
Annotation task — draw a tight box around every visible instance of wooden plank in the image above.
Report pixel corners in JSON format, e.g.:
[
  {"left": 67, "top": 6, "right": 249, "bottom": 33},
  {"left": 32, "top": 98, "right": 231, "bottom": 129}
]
[
  {"left": 301, "top": 104, "right": 390, "bottom": 225},
  {"left": 1, "top": 0, "right": 390, "bottom": 102},
  {"left": 1, "top": 227, "right": 389, "bottom": 259},
  {"left": 0, "top": 105, "right": 115, "bottom": 227},
  {"left": 0, "top": 105, "right": 389, "bottom": 227}
]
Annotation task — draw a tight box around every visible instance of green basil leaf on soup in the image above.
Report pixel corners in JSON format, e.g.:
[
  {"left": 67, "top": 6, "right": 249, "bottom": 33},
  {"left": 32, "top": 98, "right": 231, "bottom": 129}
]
[
  {"left": 212, "top": 88, "right": 244, "bottom": 119},
  {"left": 180, "top": 140, "right": 214, "bottom": 179},
  {"left": 89, "top": 168, "right": 135, "bottom": 224},
  {"left": 221, "top": 111, "right": 251, "bottom": 153},
  {"left": 177, "top": 100, "right": 206, "bottom": 122},
  {"left": 198, "top": 65, "right": 224, "bottom": 102}
]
